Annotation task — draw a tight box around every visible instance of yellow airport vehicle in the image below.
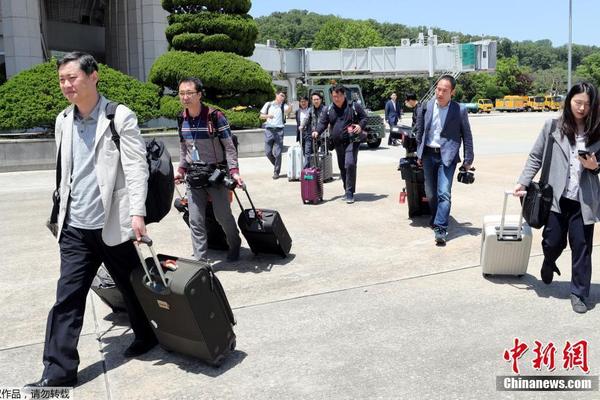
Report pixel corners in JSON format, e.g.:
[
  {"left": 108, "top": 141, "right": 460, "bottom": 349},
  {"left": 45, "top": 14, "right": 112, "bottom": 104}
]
[
  {"left": 544, "top": 95, "right": 563, "bottom": 111},
  {"left": 495, "top": 95, "right": 528, "bottom": 112},
  {"left": 524, "top": 96, "right": 545, "bottom": 112},
  {"left": 477, "top": 99, "right": 493, "bottom": 113}
]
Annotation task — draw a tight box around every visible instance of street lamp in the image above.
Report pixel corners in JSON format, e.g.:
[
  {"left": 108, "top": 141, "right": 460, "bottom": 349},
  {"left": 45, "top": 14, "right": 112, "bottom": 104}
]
[{"left": 568, "top": 0, "right": 572, "bottom": 90}]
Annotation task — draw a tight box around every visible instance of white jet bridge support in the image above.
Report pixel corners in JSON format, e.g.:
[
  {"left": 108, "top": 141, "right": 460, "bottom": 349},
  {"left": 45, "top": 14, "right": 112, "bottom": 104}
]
[{"left": 248, "top": 32, "right": 496, "bottom": 102}]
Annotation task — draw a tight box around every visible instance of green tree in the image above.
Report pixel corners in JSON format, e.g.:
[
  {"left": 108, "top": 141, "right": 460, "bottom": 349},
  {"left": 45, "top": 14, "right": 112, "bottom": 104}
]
[
  {"left": 255, "top": 9, "right": 333, "bottom": 48},
  {"left": 576, "top": 53, "right": 600, "bottom": 88},
  {"left": 151, "top": 1, "right": 274, "bottom": 114},
  {"left": 313, "top": 18, "right": 384, "bottom": 50},
  {"left": 494, "top": 57, "right": 534, "bottom": 95}
]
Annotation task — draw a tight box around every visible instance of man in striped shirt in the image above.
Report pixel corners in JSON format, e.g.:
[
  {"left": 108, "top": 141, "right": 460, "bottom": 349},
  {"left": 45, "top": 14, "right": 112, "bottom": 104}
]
[{"left": 174, "top": 77, "right": 243, "bottom": 262}]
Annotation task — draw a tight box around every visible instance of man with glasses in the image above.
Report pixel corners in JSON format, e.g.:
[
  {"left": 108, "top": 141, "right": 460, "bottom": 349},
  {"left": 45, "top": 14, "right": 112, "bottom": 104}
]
[
  {"left": 26, "top": 52, "right": 156, "bottom": 389},
  {"left": 174, "top": 77, "right": 243, "bottom": 263},
  {"left": 260, "top": 90, "right": 291, "bottom": 179}
]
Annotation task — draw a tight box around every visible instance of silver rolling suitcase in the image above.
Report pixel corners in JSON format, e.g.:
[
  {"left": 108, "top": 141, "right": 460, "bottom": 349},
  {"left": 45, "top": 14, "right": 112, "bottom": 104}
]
[
  {"left": 481, "top": 191, "right": 532, "bottom": 277},
  {"left": 287, "top": 143, "right": 303, "bottom": 181}
]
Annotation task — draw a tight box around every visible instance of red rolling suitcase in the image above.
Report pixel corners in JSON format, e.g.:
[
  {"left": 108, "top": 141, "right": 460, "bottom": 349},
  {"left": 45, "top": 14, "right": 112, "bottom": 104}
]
[
  {"left": 301, "top": 141, "right": 323, "bottom": 204},
  {"left": 130, "top": 237, "right": 236, "bottom": 366}
]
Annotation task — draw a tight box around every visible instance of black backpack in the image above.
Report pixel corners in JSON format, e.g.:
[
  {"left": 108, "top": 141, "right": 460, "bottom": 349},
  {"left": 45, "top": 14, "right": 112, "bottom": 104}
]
[{"left": 106, "top": 102, "right": 174, "bottom": 224}]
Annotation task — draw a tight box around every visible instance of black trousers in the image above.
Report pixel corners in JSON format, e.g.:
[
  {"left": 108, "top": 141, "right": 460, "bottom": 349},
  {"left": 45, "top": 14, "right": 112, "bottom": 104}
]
[
  {"left": 334, "top": 141, "right": 360, "bottom": 195},
  {"left": 542, "top": 197, "right": 594, "bottom": 298},
  {"left": 42, "top": 224, "right": 155, "bottom": 381}
]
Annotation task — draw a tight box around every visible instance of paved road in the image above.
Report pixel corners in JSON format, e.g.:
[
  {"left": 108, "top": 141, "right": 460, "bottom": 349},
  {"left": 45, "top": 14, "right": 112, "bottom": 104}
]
[{"left": 1, "top": 112, "right": 599, "bottom": 399}]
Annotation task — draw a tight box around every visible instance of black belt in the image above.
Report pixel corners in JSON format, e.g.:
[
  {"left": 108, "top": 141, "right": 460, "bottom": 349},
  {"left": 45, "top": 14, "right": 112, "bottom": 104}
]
[{"left": 425, "top": 146, "right": 441, "bottom": 154}]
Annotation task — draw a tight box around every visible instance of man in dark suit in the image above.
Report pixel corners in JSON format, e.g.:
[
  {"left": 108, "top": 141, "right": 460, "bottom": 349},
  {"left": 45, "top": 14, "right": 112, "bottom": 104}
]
[
  {"left": 416, "top": 75, "right": 474, "bottom": 245},
  {"left": 385, "top": 92, "right": 401, "bottom": 145}
]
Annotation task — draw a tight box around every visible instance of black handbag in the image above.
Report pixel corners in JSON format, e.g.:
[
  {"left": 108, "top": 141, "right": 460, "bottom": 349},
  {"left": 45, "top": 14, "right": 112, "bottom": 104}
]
[
  {"left": 522, "top": 121, "right": 556, "bottom": 229},
  {"left": 46, "top": 142, "right": 62, "bottom": 237}
]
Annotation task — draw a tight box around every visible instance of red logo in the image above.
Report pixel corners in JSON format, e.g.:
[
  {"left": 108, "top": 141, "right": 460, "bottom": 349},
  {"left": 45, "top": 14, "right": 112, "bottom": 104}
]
[{"left": 503, "top": 339, "right": 590, "bottom": 374}]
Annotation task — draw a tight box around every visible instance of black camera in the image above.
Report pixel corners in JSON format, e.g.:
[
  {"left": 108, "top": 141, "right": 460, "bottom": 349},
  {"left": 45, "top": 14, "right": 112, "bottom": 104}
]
[
  {"left": 208, "top": 168, "right": 226, "bottom": 186},
  {"left": 222, "top": 176, "right": 238, "bottom": 190},
  {"left": 457, "top": 166, "right": 475, "bottom": 184},
  {"left": 208, "top": 167, "right": 238, "bottom": 190}
]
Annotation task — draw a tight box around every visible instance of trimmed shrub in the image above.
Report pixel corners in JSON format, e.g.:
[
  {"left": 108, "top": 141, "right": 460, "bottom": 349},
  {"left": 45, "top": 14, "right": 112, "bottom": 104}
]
[
  {"left": 0, "top": 60, "right": 160, "bottom": 130},
  {"left": 166, "top": 12, "right": 257, "bottom": 56},
  {"left": 162, "top": 0, "right": 251, "bottom": 14},
  {"left": 149, "top": 51, "right": 274, "bottom": 109},
  {"left": 160, "top": 95, "right": 260, "bottom": 130}
]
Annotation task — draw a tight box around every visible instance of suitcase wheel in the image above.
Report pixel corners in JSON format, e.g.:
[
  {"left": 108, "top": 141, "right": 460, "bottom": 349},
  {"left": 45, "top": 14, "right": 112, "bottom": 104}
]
[{"left": 482, "top": 273, "right": 490, "bottom": 278}]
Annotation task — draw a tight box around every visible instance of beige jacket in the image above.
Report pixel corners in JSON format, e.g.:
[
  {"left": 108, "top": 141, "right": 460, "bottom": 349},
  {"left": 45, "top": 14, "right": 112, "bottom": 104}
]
[{"left": 54, "top": 96, "right": 148, "bottom": 245}]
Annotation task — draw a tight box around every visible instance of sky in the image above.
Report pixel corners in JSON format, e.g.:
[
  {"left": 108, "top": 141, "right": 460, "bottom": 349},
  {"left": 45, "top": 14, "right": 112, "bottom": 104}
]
[{"left": 249, "top": 0, "right": 600, "bottom": 47}]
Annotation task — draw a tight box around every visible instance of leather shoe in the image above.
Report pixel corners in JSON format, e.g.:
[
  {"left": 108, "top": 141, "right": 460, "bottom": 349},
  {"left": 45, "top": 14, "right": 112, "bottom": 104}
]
[
  {"left": 25, "top": 376, "right": 77, "bottom": 388},
  {"left": 570, "top": 294, "right": 588, "bottom": 314},
  {"left": 540, "top": 261, "right": 561, "bottom": 284},
  {"left": 123, "top": 337, "right": 158, "bottom": 358},
  {"left": 226, "top": 245, "right": 241, "bottom": 262}
]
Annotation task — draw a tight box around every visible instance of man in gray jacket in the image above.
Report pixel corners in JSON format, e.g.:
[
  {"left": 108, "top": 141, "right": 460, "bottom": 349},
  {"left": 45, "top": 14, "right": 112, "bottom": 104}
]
[{"left": 26, "top": 52, "right": 156, "bottom": 389}]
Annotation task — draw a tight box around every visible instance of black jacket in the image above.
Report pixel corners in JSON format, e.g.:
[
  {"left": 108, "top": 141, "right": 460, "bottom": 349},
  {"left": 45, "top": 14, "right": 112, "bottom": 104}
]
[{"left": 316, "top": 101, "right": 368, "bottom": 143}]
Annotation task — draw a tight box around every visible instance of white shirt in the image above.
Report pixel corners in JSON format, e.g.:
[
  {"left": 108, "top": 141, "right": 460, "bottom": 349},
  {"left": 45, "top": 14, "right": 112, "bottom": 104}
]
[
  {"left": 261, "top": 101, "right": 290, "bottom": 128},
  {"left": 426, "top": 101, "right": 449, "bottom": 148},
  {"left": 563, "top": 133, "right": 587, "bottom": 201}
]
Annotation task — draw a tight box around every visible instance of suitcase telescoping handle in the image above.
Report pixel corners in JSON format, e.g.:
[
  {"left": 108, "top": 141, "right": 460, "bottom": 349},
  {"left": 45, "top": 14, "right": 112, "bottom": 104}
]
[
  {"left": 233, "top": 184, "right": 263, "bottom": 228},
  {"left": 312, "top": 137, "right": 318, "bottom": 167},
  {"left": 132, "top": 235, "right": 169, "bottom": 288},
  {"left": 499, "top": 190, "right": 524, "bottom": 239}
]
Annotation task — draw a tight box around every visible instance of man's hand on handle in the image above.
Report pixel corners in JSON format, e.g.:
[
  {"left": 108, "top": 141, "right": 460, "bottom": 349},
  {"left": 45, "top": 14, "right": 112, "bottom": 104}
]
[{"left": 131, "top": 215, "right": 147, "bottom": 242}]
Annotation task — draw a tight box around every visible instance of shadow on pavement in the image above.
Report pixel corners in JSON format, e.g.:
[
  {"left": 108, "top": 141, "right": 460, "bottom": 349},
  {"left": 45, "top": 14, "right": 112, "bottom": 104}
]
[
  {"left": 211, "top": 250, "right": 296, "bottom": 274},
  {"left": 77, "top": 332, "right": 247, "bottom": 384},
  {"left": 483, "top": 273, "right": 600, "bottom": 310}
]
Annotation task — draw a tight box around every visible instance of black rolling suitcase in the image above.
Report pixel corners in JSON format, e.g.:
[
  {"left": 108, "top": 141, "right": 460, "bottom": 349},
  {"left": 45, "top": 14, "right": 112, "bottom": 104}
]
[
  {"left": 130, "top": 237, "right": 236, "bottom": 366},
  {"left": 234, "top": 186, "right": 292, "bottom": 258},
  {"left": 173, "top": 186, "right": 229, "bottom": 250},
  {"left": 91, "top": 265, "right": 126, "bottom": 313},
  {"left": 399, "top": 158, "right": 430, "bottom": 217}
]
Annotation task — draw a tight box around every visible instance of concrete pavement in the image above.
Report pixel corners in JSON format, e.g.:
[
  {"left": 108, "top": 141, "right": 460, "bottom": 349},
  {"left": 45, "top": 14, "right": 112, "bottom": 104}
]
[{"left": 1, "top": 111, "right": 599, "bottom": 399}]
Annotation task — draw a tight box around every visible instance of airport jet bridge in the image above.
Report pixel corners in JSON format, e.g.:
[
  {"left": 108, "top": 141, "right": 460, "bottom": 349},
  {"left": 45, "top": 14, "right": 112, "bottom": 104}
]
[{"left": 248, "top": 31, "right": 496, "bottom": 100}]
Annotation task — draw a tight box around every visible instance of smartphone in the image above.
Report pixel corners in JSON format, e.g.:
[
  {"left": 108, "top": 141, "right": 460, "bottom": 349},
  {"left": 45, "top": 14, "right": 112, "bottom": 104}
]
[{"left": 578, "top": 150, "right": 590, "bottom": 158}]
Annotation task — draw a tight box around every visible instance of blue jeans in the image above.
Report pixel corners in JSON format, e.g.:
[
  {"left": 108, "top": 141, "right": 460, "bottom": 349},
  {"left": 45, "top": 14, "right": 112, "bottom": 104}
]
[{"left": 422, "top": 150, "right": 457, "bottom": 230}]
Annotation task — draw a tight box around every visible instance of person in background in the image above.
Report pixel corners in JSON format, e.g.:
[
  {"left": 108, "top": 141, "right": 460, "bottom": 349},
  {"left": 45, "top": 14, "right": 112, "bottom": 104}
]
[
  {"left": 316, "top": 84, "right": 368, "bottom": 204},
  {"left": 260, "top": 90, "right": 291, "bottom": 179},
  {"left": 385, "top": 92, "right": 402, "bottom": 146},
  {"left": 514, "top": 81, "right": 600, "bottom": 314},
  {"left": 301, "top": 92, "right": 326, "bottom": 168},
  {"left": 295, "top": 96, "right": 310, "bottom": 143}
]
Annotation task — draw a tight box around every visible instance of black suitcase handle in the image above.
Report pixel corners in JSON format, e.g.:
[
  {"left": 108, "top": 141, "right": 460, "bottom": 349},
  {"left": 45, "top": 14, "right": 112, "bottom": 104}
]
[
  {"left": 233, "top": 185, "right": 263, "bottom": 228},
  {"left": 132, "top": 235, "right": 170, "bottom": 290}
]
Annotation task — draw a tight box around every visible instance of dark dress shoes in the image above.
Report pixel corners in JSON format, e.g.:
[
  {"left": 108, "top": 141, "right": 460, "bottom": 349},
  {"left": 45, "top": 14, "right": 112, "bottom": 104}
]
[
  {"left": 25, "top": 376, "right": 78, "bottom": 388},
  {"left": 540, "top": 261, "right": 561, "bottom": 284},
  {"left": 123, "top": 337, "right": 158, "bottom": 358}
]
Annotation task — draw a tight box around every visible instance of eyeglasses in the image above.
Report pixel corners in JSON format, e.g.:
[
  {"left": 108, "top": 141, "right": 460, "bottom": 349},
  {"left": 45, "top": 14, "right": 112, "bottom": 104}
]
[
  {"left": 572, "top": 100, "right": 590, "bottom": 108},
  {"left": 178, "top": 91, "right": 198, "bottom": 97}
]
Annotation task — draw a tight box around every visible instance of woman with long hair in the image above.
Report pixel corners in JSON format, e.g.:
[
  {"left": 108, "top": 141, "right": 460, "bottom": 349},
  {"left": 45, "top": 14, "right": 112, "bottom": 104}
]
[{"left": 514, "top": 81, "right": 600, "bottom": 313}]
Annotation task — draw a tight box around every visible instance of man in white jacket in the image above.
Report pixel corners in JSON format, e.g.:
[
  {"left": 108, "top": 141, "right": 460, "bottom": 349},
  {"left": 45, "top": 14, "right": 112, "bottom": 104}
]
[{"left": 26, "top": 52, "right": 156, "bottom": 389}]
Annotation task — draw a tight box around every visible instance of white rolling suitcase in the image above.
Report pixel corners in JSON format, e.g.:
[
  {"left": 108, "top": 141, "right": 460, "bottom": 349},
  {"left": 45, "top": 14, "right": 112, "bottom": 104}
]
[
  {"left": 287, "top": 142, "right": 304, "bottom": 181},
  {"left": 481, "top": 191, "right": 533, "bottom": 277}
]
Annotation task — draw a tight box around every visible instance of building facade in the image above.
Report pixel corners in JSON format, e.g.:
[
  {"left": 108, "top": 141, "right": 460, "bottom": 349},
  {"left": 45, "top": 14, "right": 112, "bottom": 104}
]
[{"left": 0, "top": 0, "right": 168, "bottom": 81}]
